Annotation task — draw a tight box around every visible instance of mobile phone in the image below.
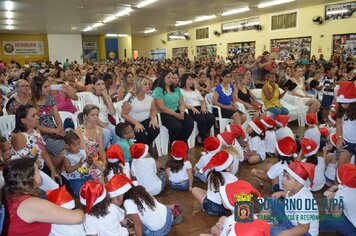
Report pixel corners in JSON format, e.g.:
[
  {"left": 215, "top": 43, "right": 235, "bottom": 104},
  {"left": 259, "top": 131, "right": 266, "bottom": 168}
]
[{"left": 50, "top": 84, "right": 63, "bottom": 90}]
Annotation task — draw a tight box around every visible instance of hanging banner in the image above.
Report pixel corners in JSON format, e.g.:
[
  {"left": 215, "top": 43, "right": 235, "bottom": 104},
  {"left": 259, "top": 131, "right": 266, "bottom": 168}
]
[
  {"left": 83, "top": 42, "right": 98, "bottom": 60},
  {"left": 3, "top": 41, "right": 44, "bottom": 55}
]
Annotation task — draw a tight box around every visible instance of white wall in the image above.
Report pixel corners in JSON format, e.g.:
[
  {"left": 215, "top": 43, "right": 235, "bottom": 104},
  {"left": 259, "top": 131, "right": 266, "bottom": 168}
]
[{"left": 47, "top": 34, "right": 83, "bottom": 63}]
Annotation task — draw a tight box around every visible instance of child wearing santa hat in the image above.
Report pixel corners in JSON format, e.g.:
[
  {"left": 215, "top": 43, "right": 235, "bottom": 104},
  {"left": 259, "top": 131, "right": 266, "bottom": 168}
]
[
  {"left": 130, "top": 143, "right": 165, "bottom": 196},
  {"left": 46, "top": 186, "right": 86, "bottom": 236},
  {"left": 80, "top": 180, "right": 129, "bottom": 236},
  {"left": 245, "top": 120, "right": 266, "bottom": 164},
  {"left": 303, "top": 113, "right": 321, "bottom": 149},
  {"left": 166, "top": 141, "right": 193, "bottom": 191},
  {"left": 191, "top": 151, "right": 237, "bottom": 216},
  {"left": 103, "top": 144, "right": 131, "bottom": 181},
  {"left": 268, "top": 161, "right": 319, "bottom": 236},
  {"left": 274, "top": 114, "right": 294, "bottom": 141},
  {"left": 300, "top": 138, "right": 326, "bottom": 191},
  {"left": 218, "top": 131, "right": 242, "bottom": 175},
  {"left": 251, "top": 136, "right": 297, "bottom": 192},
  {"left": 335, "top": 81, "right": 356, "bottom": 165},
  {"left": 194, "top": 137, "right": 222, "bottom": 183},
  {"left": 261, "top": 116, "right": 277, "bottom": 157},
  {"left": 105, "top": 174, "right": 183, "bottom": 236},
  {"left": 319, "top": 163, "right": 356, "bottom": 235},
  {"left": 225, "top": 124, "right": 247, "bottom": 170}
]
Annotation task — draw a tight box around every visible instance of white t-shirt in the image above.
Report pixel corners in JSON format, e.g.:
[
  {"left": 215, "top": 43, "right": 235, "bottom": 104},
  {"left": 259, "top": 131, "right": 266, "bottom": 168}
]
[
  {"left": 231, "top": 142, "right": 243, "bottom": 175},
  {"left": 302, "top": 157, "right": 325, "bottom": 191},
  {"left": 50, "top": 223, "right": 86, "bottom": 236},
  {"left": 124, "top": 198, "right": 170, "bottom": 231},
  {"left": 304, "top": 127, "right": 321, "bottom": 148},
  {"left": 180, "top": 89, "right": 203, "bottom": 107},
  {"left": 335, "top": 186, "right": 356, "bottom": 227},
  {"left": 221, "top": 215, "right": 235, "bottom": 236},
  {"left": 84, "top": 204, "right": 128, "bottom": 236},
  {"left": 124, "top": 93, "right": 153, "bottom": 122},
  {"left": 107, "top": 163, "right": 131, "bottom": 181},
  {"left": 275, "top": 127, "right": 295, "bottom": 140},
  {"left": 168, "top": 161, "right": 192, "bottom": 183},
  {"left": 324, "top": 161, "right": 337, "bottom": 181},
  {"left": 267, "top": 161, "right": 288, "bottom": 190},
  {"left": 131, "top": 158, "right": 162, "bottom": 196},
  {"left": 265, "top": 130, "right": 277, "bottom": 153},
  {"left": 207, "top": 172, "right": 238, "bottom": 204},
  {"left": 343, "top": 118, "right": 356, "bottom": 143},
  {"left": 248, "top": 136, "right": 266, "bottom": 161},
  {"left": 64, "top": 149, "right": 87, "bottom": 179},
  {"left": 83, "top": 93, "right": 111, "bottom": 124},
  {"left": 285, "top": 186, "right": 319, "bottom": 236},
  {"left": 195, "top": 152, "right": 215, "bottom": 177}
]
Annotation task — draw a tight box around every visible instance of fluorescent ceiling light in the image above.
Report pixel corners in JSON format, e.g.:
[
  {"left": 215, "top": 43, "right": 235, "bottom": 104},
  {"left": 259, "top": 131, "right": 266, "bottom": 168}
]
[
  {"left": 258, "top": 0, "right": 295, "bottom": 8},
  {"left": 5, "top": 1, "right": 14, "bottom": 11},
  {"left": 221, "top": 7, "right": 250, "bottom": 16},
  {"left": 5, "top": 11, "right": 13, "bottom": 18},
  {"left": 83, "top": 26, "right": 93, "bottom": 32},
  {"left": 175, "top": 21, "right": 193, "bottom": 27},
  {"left": 326, "top": 9, "right": 348, "bottom": 15},
  {"left": 137, "top": 0, "right": 158, "bottom": 8},
  {"left": 103, "top": 15, "right": 117, "bottom": 23},
  {"left": 106, "top": 34, "right": 128, "bottom": 37},
  {"left": 194, "top": 15, "right": 216, "bottom": 22},
  {"left": 6, "top": 19, "right": 13, "bottom": 25},
  {"left": 116, "top": 8, "right": 133, "bottom": 17},
  {"left": 169, "top": 35, "right": 186, "bottom": 39},
  {"left": 92, "top": 22, "right": 104, "bottom": 28},
  {"left": 144, "top": 28, "right": 156, "bottom": 33},
  {"left": 7, "top": 25, "right": 13, "bottom": 30}
]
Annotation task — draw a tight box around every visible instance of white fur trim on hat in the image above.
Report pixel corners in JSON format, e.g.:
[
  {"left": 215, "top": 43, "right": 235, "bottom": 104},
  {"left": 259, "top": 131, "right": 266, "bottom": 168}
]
[
  {"left": 215, "top": 153, "right": 234, "bottom": 172},
  {"left": 337, "top": 95, "right": 356, "bottom": 103},
  {"left": 108, "top": 182, "right": 132, "bottom": 198},
  {"left": 261, "top": 119, "right": 272, "bottom": 128},
  {"left": 108, "top": 158, "right": 119, "bottom": 163},
  {"left": 138, "top": 144, "right": 149, "bottom": 159},
  {"left": 80, "top": 189, "right": 107, "bottom": 206},
  {"left": 285, "top": 167, "right": 306, "bottom": 186},
  {"left": 304, "top": 147, "right": 318, "bottom": 157},
  {"left": 61, "top": 200, "right": 75, "bottom": 209},
  {"left": 219, "top": 184, "right": 234, "bottom": 210},
  {"left": 276, "top": 142, "right": 293, "bottom": 157},
  {"left": 248, "top": 121, "right": 262, "bottom": 135},
  {"left": 327, "top": 115, "right": 336, "bottom": 125}
]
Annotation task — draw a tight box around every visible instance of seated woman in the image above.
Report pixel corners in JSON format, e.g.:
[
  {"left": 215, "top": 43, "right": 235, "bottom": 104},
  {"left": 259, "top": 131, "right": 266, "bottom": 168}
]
[
  {"left": 194, "top": 71, "right": 212, "bottom": 97},
  {"left": 29, "top": 76, "right": 66, "bottom": 168},
  {"left": 117, "top": 72, "right": 135, "bottom": 101},
  {"left": 6, "top": 79, "right": 31, "bottom": 115},
  {"left": 10, "top": 104, "right": 61, "bottom": 191},
  {"left": 121, "top": 77, "right": 160, "bottom": 145},
  {"left": 290, "top": 66, "right": 321, "bottom": 114},
  {"left": 212, "top": 69, "right": 247, "bottom": 126},
  {"left": 3, "top": 158, "right": 84, "bottom": 236},
  {"left": 180, "top": 73, "right": 215, "bottom": 144},
  {"left": 82, "top": 76, "right": 118, "bottom": 148},
  {"left": 153, "top": 70, "right": 194, "bottom": 143},
  {"left": 261, "top": 73, "right": 289, "bottom": 118}
]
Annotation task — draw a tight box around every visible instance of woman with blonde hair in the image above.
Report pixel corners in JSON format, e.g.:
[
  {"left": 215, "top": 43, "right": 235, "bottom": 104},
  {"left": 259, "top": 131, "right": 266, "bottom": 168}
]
[{"left": 121, "top": 76, "right": 160, "bottom": 145}]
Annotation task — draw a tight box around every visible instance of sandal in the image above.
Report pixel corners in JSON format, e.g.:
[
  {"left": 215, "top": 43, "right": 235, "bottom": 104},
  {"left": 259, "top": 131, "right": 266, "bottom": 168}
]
[{"left": 172, "top": 204, "right": 183, "bottom": 225}]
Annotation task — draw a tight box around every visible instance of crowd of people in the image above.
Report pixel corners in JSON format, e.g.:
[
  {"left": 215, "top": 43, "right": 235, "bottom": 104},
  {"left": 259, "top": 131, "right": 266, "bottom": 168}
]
[{"left": 0, "top": 51, "right": 354, "bottom": 235}]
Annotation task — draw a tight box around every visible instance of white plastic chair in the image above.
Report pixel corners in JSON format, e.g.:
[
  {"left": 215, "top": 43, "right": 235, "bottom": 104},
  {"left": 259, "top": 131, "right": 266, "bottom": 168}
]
[
  {"left": 59, "top": 111, "right": 77, "bottom": 129},
  {"left": 0, "top": 115, "right": 16, "bottom": 140},
  {"left": 76, "top": 91, "right": 91, "bottom": 102},
  {"left": 156, "top": 113, "right": 169, "bottom": 156},
  {"left": 72, "top": 100, "right": 83, "bottom": 112},
  {"left": 279, "top": 89, "right": 308, "bottom": 126},
  {"left": 205, "top": 93, "right": 232, "bottom": 133},
  {"left": 114, "top": 101, "right": 124, "bottom": 123}
]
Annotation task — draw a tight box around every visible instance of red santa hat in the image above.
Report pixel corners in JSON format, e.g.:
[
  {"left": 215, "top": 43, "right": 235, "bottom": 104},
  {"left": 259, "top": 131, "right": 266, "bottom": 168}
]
[
  {"left": 337, "top": 81, "right": 356, "bottom": 103},
  {"left": 329, "top": 132, "right": 338, "bottom": 147},
  {"left": 80, "top": 180, "right": 107, "bottom": 213},
  {"left": 276, "top": 136, "right": 297, "bottom": 157},
  {"left": 220, "top": 180, "right": 262, "bottom": 210},
  {"left": 248, "top": 120, "right": 266, "bottom": 135},
  {"left": 285, "top": 160, "right": 315, "bottom": 187},
  {"left": 226, "top": 124, "right": 247, "bottom": 141},
  {"left": 261, "top": 116, "right": 276, "bottom": 128},
  {"left": 105, "top": 174, "right": 133, "bottom": 198},
  {"left": 130, "top": 143, "right": 149, "bottom": 159},
  {"left": 203, "top": 137, "right": 222, "bottom": 154},
  {"left": 217, "top": 132, "right": 235, "bottom": 147},
  {"left": 305, "top": 113, "right": 317, "bottom": 126},
  {"left": 327, "top": 113, "right": 336, "bottom": 125},
  {"left": 200, "top": 151, "right": 233, "bottom": 173},
  {"left": 106, "top": 144, "right": 125, "bottom": 164},
  {"left": 46, "top": 185, "right": 75, "bottom": 209},
  {"left": 300, "top": 138, "right": 318, "bottom": 157},
  {"left": 319, "top": 127, "right": 329, "bottom": 138},
  {"left": 275, "top": 115, "right": 289, "bottom": 127},
  {"left": 337, "top": 163, "right": 356, "bottom": 188},
  {"left": 227, "top": 220, "right": 270, "bottom": 236},
  {"left": 171, "top": 140, "right": 188, "bottom": 161}
]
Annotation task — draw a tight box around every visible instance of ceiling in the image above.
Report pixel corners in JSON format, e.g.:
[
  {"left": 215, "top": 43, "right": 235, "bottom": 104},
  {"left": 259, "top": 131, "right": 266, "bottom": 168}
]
[{"left": 0, "top": 0, "right": 338, "bottom": 36}]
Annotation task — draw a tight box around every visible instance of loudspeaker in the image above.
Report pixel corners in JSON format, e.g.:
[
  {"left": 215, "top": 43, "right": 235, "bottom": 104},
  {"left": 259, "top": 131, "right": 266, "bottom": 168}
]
[
  {"left": 184, "top": 35, "right": 190, "bottom": 40},
  {"left": 213, "top": 30, "right": 221, "bottom": 36},
  {"left": 161, "top": 39, "right": 166, "bottom": 44},
  {"left": 312, "top": 16, "right": 324, "bottom": 24},
  {"left": 254, "top": 24, "right": 262, "bottom": 31}
]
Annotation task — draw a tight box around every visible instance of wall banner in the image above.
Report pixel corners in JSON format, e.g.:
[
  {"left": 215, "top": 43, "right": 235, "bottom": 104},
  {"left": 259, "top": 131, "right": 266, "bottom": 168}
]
[{"left": 3, "top": 41, "right": 44, "bottom": 55}]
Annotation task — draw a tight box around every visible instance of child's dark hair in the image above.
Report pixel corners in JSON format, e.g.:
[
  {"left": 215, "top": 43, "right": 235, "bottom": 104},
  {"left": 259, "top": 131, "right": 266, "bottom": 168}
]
[
  {"left": 64, "top": 131, "right": 80, "bottom": 145},
  {"left": 337, "top": 102, "right": 356, "bottom": 121},
  {"left": 103, "top": 162, "right": 123, "bottom": 180},
  {"left": 309, "top": 80, "right": 320, "bottom": 89},
  {"left": 249, "top": 130, "right": 265, "bottom": 140},
  {"left": 207, "top": 170, "right": 225, "bottom": 192},
  {"left": 278, "top": 154, "right": 294, "bottom": 165},
  {"left": 305, "top": 154, "right": 318, "bottom": 165},
  {"left": 167, "top": 158, "right": 184, "bottom": 173},
  {"left": 115, "top": 122, "right": 131, "bottom": 138},
  {"left": 82, "top": 196, "right": 110, "bottom": 218},
  {"left": 123, "top": 185, "right": 156, "bottom": 214}
]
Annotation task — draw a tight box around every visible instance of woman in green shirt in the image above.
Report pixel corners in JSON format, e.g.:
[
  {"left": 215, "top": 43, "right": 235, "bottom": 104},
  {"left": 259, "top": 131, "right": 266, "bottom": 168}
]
[{"left": 153, "top": 70, "right": 194, "bottom": 143}]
